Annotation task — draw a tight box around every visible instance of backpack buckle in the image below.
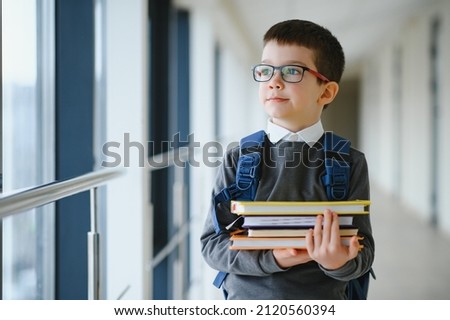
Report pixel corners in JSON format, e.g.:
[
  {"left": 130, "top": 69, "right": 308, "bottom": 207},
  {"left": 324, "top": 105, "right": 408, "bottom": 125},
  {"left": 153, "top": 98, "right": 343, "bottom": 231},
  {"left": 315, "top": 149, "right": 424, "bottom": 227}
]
[{"left": 236, "top": 153, "right": 261, "bottom": 191}]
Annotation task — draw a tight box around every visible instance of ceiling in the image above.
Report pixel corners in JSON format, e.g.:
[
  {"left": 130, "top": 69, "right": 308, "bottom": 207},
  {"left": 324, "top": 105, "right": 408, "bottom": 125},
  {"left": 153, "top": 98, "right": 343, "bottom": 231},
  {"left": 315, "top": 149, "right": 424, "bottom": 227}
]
[{"left": 226, "top": 0, "right": 432, "bottom": 77}]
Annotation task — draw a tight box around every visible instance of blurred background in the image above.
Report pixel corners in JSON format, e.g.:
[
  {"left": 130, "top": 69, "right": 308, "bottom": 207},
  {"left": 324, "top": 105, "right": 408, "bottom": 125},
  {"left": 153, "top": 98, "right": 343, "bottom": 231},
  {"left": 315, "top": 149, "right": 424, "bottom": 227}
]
[{"left": 1, "top": 0, "right": 450, "bottom": 300}]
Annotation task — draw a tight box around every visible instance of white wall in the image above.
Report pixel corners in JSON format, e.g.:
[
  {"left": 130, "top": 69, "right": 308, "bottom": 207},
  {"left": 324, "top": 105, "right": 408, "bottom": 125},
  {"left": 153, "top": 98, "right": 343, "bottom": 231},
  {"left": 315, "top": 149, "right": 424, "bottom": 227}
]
[
  {"left": 104, "top": 0, "right": 150, "bottom": 299},
  {"left": 360, "top": 0, "right": 450, "bottom": 235},
  {"left": 218, "top": 46, "right": 265, "bottom": 145},
  {"left": 186, "top": 6, "right": 221, "bottom": 300}
]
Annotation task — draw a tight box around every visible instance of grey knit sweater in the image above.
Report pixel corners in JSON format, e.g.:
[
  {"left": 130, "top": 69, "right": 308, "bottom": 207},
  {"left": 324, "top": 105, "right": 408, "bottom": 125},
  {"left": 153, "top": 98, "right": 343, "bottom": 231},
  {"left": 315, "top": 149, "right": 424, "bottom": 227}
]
[{"left": 200, "top": 135, "right": 374, "bottom": 299}]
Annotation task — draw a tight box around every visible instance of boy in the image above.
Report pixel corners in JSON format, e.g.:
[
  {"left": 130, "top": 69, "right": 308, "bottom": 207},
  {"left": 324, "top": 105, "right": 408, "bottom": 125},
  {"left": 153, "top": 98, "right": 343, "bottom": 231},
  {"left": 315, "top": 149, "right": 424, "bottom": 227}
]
[{"left": 200, "top": 19, "right": 374, "bottom": 299}]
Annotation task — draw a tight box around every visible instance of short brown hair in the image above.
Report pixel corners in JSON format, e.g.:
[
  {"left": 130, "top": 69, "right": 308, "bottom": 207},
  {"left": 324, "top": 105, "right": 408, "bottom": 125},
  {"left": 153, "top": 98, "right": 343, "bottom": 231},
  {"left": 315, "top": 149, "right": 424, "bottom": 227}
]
[{"left": 263, "top": 19, "right": 345, "bottom": 83}]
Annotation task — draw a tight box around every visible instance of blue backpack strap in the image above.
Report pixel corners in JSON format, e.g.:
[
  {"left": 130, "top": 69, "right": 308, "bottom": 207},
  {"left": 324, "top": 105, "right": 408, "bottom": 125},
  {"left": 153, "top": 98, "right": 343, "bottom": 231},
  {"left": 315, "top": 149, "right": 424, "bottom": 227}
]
[
  {"left": 321, "top": 131, "right": 351, "bottom": 201},
  {"left": 213, "top": 271, "right": 229, "bottom": 290},
  {"left": 212, "top": 130, "right": 266, "bottom": 234},
  {"left": 347, "top": 268, "right": 376, "bottom": 300},
  {"left": 212, "top": 130, "right": 266, "bottom": 289},
  {"left": 235, "top": 130, "right": 265, "bottom": 200},
  {"left": 212, "top": 185, "right": 240, "bottom": 234}
]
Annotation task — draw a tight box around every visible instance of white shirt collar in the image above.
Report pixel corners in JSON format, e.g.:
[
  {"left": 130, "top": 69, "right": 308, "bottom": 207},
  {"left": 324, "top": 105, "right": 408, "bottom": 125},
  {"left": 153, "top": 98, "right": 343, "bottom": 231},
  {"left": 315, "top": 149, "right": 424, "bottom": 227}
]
[{"left": 266, "top": 119, "right": 324, "bottom": 147}]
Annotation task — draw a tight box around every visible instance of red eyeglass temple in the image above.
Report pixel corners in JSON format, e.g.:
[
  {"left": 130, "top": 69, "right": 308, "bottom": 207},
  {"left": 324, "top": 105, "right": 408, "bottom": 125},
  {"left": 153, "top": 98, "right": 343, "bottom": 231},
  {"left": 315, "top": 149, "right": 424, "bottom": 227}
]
[{"left": 307, "top": 68, "right": 330, "bottom": 82}]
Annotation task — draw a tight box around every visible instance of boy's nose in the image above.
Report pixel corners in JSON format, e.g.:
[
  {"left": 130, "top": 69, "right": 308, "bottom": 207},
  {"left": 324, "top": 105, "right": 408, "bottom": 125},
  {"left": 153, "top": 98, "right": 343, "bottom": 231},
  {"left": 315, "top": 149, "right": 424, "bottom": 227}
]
[{"left": 268, "top": 70, "right": 284, "bottom": 89}]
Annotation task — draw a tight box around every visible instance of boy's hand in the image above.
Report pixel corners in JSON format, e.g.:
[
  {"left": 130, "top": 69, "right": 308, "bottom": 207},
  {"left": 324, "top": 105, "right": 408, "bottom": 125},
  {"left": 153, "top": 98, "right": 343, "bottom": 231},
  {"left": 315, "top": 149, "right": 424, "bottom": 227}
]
[
  {"left": 272, "top": 248, "right": 312, "bottom": 268},
  {"left": 305, "top": 209, "right": 360, "bottom": 270}
]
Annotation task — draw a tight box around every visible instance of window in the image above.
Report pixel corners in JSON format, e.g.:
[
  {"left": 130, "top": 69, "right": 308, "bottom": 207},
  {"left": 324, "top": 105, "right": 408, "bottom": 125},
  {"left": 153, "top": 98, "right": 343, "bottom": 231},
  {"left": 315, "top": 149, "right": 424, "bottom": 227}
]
[
  {"left": 149, "top": 1, "right": 191, "bottom": 299},
  {"left": 2, "top": 0, "right": 55, "bottom": 299}
]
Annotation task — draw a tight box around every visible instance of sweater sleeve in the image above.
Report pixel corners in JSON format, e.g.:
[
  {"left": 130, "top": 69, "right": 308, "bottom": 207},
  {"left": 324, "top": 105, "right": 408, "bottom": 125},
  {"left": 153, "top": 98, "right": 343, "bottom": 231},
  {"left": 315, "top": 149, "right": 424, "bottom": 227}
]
[
  {"left": 200, "top": 148, "right": 286, "bottom": 276},
  {"left": 319, "top": 149, "right": 375, "bottom": 281}
]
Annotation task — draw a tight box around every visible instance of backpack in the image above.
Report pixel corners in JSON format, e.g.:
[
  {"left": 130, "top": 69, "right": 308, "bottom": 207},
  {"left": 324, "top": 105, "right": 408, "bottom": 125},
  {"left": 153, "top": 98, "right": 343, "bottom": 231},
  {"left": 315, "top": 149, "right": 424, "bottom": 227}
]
[{"left": 212, "top": 130, "right": 375, "bottom": 299}]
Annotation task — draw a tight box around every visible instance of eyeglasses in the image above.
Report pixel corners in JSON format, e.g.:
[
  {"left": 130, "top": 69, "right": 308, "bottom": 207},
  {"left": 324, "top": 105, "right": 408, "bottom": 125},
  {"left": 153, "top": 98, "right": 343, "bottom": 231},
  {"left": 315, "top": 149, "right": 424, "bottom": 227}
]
[{"left": 252, "top": 64, "right": 330, "bottom": 83}]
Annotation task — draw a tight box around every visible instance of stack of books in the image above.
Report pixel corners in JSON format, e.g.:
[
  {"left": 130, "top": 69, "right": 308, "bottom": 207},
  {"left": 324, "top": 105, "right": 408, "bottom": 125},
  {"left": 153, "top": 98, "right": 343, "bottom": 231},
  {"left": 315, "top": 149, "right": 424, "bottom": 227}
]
[{"left": 228, "top": 200, "right": 370, "bottom": 250}]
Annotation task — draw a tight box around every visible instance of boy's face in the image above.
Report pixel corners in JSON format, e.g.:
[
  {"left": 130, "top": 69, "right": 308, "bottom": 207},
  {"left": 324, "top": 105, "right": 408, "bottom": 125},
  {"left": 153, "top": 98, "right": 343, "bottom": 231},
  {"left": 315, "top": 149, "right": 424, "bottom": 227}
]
[{"left": 259, "top": 41, "right": 327, "bottom": 132}]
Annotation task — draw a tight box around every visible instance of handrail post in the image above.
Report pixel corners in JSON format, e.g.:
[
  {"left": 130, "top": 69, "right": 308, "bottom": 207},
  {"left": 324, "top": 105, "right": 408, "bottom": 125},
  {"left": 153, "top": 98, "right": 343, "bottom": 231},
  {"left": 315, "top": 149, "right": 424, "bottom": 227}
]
[{"left": 88, "top": 187, "right": 100, "bottom": 300}]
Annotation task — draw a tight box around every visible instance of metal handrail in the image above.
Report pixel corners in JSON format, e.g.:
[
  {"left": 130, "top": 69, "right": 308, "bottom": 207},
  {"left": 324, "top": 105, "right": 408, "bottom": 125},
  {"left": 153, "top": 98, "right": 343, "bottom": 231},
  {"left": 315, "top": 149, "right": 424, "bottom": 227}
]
[
  {"left": 0, "top": 168, "right": 124, "bottom": 219},
  {"left": 0, "top": 168, "right": 125, "bottom": 300},
  {"left": 0, "top": 145, "right": 195, "bottom": 300}
]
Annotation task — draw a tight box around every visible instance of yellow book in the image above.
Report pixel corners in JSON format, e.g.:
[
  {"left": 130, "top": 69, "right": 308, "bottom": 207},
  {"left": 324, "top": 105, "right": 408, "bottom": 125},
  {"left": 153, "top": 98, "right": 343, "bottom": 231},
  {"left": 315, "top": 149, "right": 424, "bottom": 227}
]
[
  {"left": 229, "top": 234, "right": 363, "bottom": 250},
  {"left": 230, "top": 200, "right": 370, "bottom": 216}
]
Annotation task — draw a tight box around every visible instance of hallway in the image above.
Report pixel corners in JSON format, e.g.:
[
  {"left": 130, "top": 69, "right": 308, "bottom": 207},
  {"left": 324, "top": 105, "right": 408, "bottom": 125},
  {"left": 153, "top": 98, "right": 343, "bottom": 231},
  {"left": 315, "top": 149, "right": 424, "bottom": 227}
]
[{"left": 368, "top": 184, "right": 450, "bottom": 299}]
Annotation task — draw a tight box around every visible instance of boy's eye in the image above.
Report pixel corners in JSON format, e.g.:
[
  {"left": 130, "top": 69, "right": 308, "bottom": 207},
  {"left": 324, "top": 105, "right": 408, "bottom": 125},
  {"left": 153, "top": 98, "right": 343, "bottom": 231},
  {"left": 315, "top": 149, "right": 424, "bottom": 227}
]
[
  {"left": 259, "top": 67, "right": 272, "bottom": 76},
  {"left": 282, "top": 66, "right": 301, "bottom": 75}
]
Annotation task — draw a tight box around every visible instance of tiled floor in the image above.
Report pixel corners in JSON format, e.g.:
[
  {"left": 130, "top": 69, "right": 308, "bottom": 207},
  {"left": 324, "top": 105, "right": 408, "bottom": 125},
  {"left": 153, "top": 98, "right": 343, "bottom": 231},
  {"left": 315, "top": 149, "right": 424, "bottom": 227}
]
[{"left": 367, "top": 184, "right": 450, "bottom": 299}]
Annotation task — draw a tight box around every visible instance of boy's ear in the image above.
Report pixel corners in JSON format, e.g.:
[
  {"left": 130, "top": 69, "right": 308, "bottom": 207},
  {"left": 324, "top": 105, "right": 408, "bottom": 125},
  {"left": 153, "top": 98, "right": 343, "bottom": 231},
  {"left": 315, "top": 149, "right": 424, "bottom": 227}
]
[{"left": 318, "top": 81, "right": 339, "bottom": 106}]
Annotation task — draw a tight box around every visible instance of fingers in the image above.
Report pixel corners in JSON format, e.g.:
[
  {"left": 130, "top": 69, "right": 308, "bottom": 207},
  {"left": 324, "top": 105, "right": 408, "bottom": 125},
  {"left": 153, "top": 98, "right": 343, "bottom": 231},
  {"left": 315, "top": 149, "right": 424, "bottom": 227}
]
[
  {"left": 305, "top": 228, "right": 314, "bottom": 255},
  {"left": 320, "top": 209, "right": 333, "bottom": 245},
  {"left": 307, "top": 210, "right": 330, "bottom": 254},
  {"left": 313, "top": 209, "right": 336, "bottom": 248},
  {"left": 329, "top": 211, "right": 342, "bottom": 247},
  {"left": 347, "top": 235, "right": 360, "bottom": 260},
  {"left": 306, "top": 210, "right": 361, "bottom": 270},
  {"left": 313, "top": 213, "right": 323, "bottom": 248}
]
